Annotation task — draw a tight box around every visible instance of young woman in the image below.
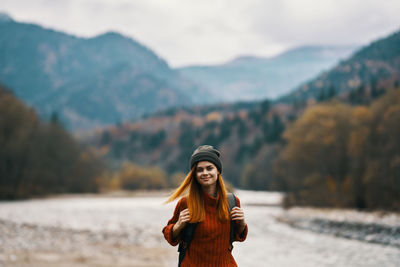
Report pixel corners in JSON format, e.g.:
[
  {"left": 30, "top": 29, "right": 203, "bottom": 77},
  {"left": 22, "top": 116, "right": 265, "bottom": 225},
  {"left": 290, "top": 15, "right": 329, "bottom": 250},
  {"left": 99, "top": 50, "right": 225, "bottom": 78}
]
[{"left": 163, "top": 145, "right": 248, "bottom": 266}]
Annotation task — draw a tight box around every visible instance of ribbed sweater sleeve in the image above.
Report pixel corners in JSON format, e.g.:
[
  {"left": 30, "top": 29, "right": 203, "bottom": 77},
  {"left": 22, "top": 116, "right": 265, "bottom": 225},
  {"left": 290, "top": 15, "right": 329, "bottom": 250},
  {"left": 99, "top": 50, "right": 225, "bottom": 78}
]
[
  {"left": 162, "top": 197, "right": 187, "bottom": 246},
  {"left": 233, "top": 196, "right": 248, "bottom": 242}
]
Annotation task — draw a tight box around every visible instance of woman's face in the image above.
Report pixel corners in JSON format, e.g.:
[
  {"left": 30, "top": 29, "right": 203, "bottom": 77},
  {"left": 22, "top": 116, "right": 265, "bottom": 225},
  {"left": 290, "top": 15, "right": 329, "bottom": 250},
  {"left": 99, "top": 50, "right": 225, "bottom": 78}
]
[{"left": 195, "top": 161, "right": 219, "bottom": 188}]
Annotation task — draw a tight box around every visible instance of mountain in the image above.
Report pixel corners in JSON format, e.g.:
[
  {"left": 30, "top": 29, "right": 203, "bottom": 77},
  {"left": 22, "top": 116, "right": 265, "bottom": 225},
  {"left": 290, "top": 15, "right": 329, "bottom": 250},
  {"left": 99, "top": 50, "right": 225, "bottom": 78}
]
[
  {"left": 0, "top": 13, "right": 12, "bottom": 22},
  {"left": 87, "top": 28, "right": 400, "bottom": 189},
  {"left": 0, "top": 13, "right": 360, "bottom": 130},
  {"left": 280, "top": 30, "right": 400, "bottom": 104},
  {"left": 177, "top": 45, "right": 357, "bottom": 102},
  {"left": 0, "top": 14, "right": 204, "bottom": 130}
]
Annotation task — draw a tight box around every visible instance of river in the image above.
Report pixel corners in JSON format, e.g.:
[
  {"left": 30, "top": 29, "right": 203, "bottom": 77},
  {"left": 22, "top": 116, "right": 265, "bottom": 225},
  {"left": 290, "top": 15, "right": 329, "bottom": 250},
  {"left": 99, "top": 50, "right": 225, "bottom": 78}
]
[{"left": 0, "top": 190, "right": 399, "bottom": 266}]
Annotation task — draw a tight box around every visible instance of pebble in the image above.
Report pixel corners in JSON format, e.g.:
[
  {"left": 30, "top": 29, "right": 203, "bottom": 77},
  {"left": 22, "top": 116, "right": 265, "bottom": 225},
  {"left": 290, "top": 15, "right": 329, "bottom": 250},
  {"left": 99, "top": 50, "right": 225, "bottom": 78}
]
[{"left": 278, "top": 208, "right": 400, "bottom": 248}]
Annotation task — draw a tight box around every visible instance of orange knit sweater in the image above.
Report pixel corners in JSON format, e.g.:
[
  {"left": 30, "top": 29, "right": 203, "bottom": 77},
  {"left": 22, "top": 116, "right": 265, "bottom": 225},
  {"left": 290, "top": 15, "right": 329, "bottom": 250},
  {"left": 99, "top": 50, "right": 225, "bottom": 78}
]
[{"left": 162, "top": 191, "right": 248, "bottom": 266}]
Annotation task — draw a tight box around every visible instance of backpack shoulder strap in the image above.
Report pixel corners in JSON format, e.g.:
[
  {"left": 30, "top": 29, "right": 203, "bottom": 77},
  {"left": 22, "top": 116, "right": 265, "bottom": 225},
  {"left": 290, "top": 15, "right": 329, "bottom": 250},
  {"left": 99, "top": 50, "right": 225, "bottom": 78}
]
[
  {"left": 178, "top": 222, "right": 197, "bottom": 267},
  {"left": 227, "top": 192, "right": 237, "bottom": 251},
  {"left": 227, "top": 192, "right": 237, "bottom": 211}
]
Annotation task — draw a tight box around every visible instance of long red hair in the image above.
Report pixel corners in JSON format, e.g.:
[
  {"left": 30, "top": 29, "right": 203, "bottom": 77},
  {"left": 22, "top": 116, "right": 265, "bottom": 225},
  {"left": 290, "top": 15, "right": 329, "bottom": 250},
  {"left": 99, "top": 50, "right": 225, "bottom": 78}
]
[{"left": 166, "top": 166, "right": 230, "bottom": 222}]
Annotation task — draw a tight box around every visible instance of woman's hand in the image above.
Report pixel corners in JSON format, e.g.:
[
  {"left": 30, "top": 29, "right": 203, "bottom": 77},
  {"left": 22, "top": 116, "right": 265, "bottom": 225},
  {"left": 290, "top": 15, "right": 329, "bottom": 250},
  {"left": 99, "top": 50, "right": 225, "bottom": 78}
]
[
  {"left": 172, "top": 208, "right": 190, "bottom": 238},
  {"left": 230, "top": 207, "right": 247, "bottom": 233},
  {"left": 176, "top": 208, "right": 190, "bottom": 228}
]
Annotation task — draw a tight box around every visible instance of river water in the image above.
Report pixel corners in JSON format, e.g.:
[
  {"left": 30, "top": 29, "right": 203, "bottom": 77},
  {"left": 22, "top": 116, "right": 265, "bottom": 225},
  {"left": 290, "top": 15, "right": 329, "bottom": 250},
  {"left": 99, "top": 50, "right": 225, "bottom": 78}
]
[{"left": 0, "top": 190, "right": 399, "bottom": 266}]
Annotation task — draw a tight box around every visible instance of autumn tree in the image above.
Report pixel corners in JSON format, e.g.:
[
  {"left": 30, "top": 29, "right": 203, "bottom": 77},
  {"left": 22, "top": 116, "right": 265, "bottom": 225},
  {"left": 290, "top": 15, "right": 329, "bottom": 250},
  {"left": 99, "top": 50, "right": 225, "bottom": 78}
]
[
  {"left": 363, "top": 89, "right": 400, "bottom": 209},
  {"left": 347, "top": 106, "right": 372, "bottom": 208},
  {"left": 276, "top": 89, "right": 400, "bottom": 210},
  {"left": 240, "top": 145, "right": 279, "bottom": 190},
  {"left": 118, "top": 162, "right": 167, "bottom": 190},
  {"left": 276, "top": 101, "right": 353, "bottom": 207},
  {"left": 0, "top": 84, "right": 105, "bottom": 199},
  {"left": 0, "top": 90, "right": 38, "bottom": 198}
]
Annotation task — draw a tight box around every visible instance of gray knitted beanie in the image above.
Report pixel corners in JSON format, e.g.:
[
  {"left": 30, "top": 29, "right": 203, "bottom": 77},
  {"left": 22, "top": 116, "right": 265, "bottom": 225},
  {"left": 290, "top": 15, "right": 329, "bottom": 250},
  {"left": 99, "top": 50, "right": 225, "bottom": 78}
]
[{"left": 190, "top": 145, "right": 222, "bottom": 173}]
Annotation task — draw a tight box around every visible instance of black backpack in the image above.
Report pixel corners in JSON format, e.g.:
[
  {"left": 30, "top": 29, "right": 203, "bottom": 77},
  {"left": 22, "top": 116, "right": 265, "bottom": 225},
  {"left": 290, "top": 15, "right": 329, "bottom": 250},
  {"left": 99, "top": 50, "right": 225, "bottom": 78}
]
[{"left": 177, "top": 193, "right": 237, "bottom": 267}]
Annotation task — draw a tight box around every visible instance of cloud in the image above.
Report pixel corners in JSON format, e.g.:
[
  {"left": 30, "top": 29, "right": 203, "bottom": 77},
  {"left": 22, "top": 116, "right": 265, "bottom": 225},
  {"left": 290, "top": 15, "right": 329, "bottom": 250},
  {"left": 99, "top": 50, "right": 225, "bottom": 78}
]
[
  {"left": 250, "top": 0, "right": 400, "bottom": 46},
  {"left": 1, "top": 0, "right": 400, "bottom": 67}
]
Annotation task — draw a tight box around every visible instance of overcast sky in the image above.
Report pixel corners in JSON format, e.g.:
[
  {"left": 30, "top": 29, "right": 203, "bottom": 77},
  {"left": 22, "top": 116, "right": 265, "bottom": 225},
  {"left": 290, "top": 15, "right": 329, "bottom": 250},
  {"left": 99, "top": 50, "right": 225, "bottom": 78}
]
[{"left": 1, "top": 0, "right": 400, "bottom": 67}]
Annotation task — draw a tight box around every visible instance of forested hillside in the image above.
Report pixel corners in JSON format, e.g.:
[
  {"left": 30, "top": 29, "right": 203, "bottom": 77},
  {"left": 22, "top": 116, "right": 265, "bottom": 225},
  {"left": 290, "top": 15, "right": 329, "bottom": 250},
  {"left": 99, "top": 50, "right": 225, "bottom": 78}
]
[
  {"left": 86, "top": 97, "right": 284, "bottom": 188},
  {"left": 280, "top": 30, "right": 400, "bottom": 104},
  {"left": 0, "top": 83, "right": 105, "bottom": 199}
]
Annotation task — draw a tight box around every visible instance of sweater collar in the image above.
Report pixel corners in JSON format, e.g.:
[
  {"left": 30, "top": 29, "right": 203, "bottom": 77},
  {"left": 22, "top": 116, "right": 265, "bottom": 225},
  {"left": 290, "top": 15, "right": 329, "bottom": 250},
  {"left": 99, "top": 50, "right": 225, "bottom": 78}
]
[{"left": 203, "top": 189, "right": 219, "bottom": 206}]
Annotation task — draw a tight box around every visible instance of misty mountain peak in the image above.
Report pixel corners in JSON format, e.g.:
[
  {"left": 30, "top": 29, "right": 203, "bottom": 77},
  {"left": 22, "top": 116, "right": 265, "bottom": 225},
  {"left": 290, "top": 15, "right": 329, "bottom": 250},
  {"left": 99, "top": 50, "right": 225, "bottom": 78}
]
[
  {"left": 93, "top": 31, "right": 127, "bottom": 41},
  {"left": 0, "top": 12, "right": 13, "bottom": 23}
]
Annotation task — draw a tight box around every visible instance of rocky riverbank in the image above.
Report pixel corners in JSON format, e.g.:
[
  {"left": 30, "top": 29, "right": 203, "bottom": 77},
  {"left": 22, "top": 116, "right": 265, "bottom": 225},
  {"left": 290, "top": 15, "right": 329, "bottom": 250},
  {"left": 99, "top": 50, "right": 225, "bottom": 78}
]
[
  {"left": 0, "top": 219, "right": 175, "bottom": 267},
  {"left": 277, "top": 207, "right": 400, "bottom": 248}
]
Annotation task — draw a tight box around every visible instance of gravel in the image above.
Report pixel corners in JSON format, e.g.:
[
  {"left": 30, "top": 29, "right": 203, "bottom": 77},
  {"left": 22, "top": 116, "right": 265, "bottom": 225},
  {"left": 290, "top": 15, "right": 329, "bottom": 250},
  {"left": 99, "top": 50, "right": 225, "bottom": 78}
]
[{"left": 277, "top": 207, "right": 400, "bottom": 248}]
